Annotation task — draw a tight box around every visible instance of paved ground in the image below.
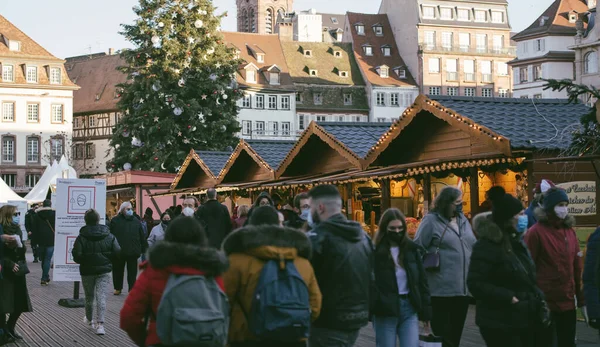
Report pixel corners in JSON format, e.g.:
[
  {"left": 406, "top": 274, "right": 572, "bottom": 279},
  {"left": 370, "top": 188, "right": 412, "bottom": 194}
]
[{"left": 4, "top": 251, "right": 599, "bottom": 347}]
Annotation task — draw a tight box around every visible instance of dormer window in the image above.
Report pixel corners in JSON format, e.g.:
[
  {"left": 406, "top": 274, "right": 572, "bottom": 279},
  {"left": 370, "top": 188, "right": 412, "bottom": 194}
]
[
  {"left": 256, "top": 53, "right": 265, "bottom": 63},
  {"left": 309, "top": 69, "right": 318, "bottom": 76},
  {"left": 8, "top": 40, "right": 20, "bottom": 52},
  {"left": 440, "top": 7, "right": 453, "bottom": 20},
  {"left": 363, "top": 44, "right": 373, "bottom": 56},
  {"left": 26, "top": 66, "right": 38, "bottom": 83},
  {"left": 334, "top": 50, "right": 342, "bottom": 58},
  {"left": 377, "top": 65, "right": 389, "bottom": 78},
  {"left": 339, "top": 71, "right": 348, "bottom": 77},
  {"left": 373, "top": 24, "right": 383, "bottom": 36},
  {"left": 569, "top": 13, "right": 577, "bottom": 23},
  {"left": 381, "top": 45, "right": 392, "bottom": 57},
  {"left": 244, "top": 63, "right": 259, "bottom": 84},
  {"left": 2, "top": 65, "right": 14, "bottom": 82},
  {"left": 50, "top": 67, "right": 62, "bottom": 84},
  {"left": 266, "top": 65, "right": 281, "bottom": 85},
  {"left": 304, "top": 50, "right": 312, "bottom": 57},
  {"left": 394, "top": 67, "right": 407, "bottom": 79},
  {"left": 475, "top": 10, "right": 487, "bottom": 22},
  {"left": 355, "top": 23, "right": 365, "bottom": 35},
  {"left": 422, "top": 6, "right": 435, "bottom": 19},
  {"left": 491, "top": 11, "right": 504, "bottom": 23}
]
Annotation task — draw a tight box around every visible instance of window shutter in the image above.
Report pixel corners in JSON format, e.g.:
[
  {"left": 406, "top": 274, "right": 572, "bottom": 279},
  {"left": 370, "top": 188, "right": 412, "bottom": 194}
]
[
  {"left": 91, "top": 144, "right": 96, "bottom": 159},
  {"left": 541, "top": 39, "right": 545, "bottom": 51}
]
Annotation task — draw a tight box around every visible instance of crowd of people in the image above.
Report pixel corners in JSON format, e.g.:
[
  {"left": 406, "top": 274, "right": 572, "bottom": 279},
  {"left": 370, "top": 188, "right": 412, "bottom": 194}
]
[{"left": 0, "top": 180, "right": 599, "bottom": 347}]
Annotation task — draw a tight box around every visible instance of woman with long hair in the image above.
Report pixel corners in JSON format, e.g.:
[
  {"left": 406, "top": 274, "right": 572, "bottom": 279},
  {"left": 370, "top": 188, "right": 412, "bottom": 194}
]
[
  {"left": 372, "top": 208, "right": 431, "bottom": 347},
  {"left": 0, "top": 205, "right": 32, "bottom": 344},
  {"left": 413, "top": 186, "right": 477, "bottom": 347},
  {"left": 467, "top": 187, "right": 543, "bottom": 347}
]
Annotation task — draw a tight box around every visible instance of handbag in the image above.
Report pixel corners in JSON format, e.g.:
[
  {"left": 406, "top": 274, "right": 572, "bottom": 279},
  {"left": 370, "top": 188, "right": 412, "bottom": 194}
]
[
  {"left": 422, "top": 222, "right": 450, "bottom": 271},
  {"left": 513, "top": 255, "right": 551, "bottom": 328},
  {"left": 14, "top": 260, "right": 30, "bottom": 276},
  {"left": 419, "top": 334, "right": 443, "bottom": 347}
]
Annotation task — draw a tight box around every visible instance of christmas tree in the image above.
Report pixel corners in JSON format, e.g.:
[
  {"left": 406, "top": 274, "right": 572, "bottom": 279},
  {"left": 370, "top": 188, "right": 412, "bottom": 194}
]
[{"left": 108, "top": 0, "right": 242, "bottom": 173}]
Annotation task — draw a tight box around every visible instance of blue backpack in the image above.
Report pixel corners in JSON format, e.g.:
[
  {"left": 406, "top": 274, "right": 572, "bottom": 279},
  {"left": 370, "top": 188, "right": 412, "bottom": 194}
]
[{"left": 246, "top": 259, "right": 311, "bottom": 341}]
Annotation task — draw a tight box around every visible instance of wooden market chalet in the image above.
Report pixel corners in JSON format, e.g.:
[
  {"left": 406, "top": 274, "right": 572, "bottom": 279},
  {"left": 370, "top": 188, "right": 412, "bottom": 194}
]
[{"left": 161, "top": 94, "right": 600, "bottom": 230}]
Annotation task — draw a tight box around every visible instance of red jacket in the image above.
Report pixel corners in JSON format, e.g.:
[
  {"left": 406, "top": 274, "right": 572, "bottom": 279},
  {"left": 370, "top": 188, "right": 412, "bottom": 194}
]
[
  {"left": 524, "top": 209, "right": 584, "bottom": 312},
  {"left": 120, "top": 242, "right": 228, "bottom": 347}
]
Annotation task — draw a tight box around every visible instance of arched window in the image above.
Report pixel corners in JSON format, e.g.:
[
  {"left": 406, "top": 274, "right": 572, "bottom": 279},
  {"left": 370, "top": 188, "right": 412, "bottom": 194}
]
[
  {"left": 249, "top": 8, "right": 255, "bottom": 32},
  {"left": 241, "top": 9, "right": 248, "bottom": 32},
  {"left": 584, "top": 51, "right": 598, "bottom": 74},
  {"left": 266, "top": 8, "right": 273, "bottom": 34}
]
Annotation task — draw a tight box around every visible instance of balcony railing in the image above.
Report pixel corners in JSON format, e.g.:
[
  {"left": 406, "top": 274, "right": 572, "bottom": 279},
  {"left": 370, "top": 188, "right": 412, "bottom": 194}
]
[
  {"left": 419, "top": 44, "right": 516, "bottom": 56},
  {"left": 464, "top": 73, "right": 475, "bottom": 82},
  {"left": 446, "top": 72, "right": 458, "bottom": 81},
  {"left": 241, "top": 129, "right": 297, "bottom": 139},
  {"left": 482, "top": 74, "right": 492, "bottom": 83}
]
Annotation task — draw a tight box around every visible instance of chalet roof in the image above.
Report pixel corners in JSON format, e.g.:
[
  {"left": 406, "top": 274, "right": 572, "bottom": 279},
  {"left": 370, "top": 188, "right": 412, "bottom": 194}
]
[
  {"left": 346, "top": 12, "right": 418, "bottom": 88},
  {"left": 194, "top": 151, "right": 232, "bottom": 177},
  {"left": 511, "top": 0, "right": 589, "bottom": 41},
  {"left": 66, "top": 53, "right": 128, "bottom": 114},
  {"left": 221, "top": 32, "right": 294, "bottom": 90},
  {"left": 246, "top": 140, "right": 296, "bottom": 169},
  {"left": 320, "top": 122, "right": 392, "bottom": 158},
  {"left": 0, "top": 15, "right": 61, "bottom": 60},
  {"left": 507, "top": 50, "right": 575, "bottom": 66},
  {"left": 281, "top": 42, "right": 365, "bottom": 85}
]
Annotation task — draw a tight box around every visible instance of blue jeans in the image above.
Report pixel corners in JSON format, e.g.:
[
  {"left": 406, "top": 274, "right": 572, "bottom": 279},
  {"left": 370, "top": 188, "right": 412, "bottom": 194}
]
[
  {"left": 39, "top": 246, "right": 54, "bottom": 281},
  {"left": 374, "top": 296, "right": 419, "bottom": 347},
  {"left": 309, "top": 327, "right": 360, "bottom": 347}
]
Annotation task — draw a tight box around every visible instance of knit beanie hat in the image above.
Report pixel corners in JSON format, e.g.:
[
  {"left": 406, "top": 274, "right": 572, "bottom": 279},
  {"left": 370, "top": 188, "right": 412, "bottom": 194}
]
[
  {"left": 144, "top": 207, "right": 153, "bottom": 217},
  {"left": 488, "top": 186, "right": 524, "bottom": 222},
  {"left": 543, "top": 187, "right": 569, "bottom": 211}
]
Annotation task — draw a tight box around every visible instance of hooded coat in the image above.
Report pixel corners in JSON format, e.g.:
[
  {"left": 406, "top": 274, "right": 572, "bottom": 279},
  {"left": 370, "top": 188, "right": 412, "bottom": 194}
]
[
  {"left": 72, "top": 225, "right": 121, "bottom": 276},
  {"left": 467, "top": 213, "right": 543, "bottom": 330},
  {"left": 0, "top": 222, "right": 32, "bottom": 314},
  {"left": 120, "top": 242, "right": 228, "bottom": 347},
  {"left": 244, "top": 192, "right": 274, "bottom": 226},
  {"left": 109, "top": 213, "right": 147, "bottom": 257},
  {"left": 222, "top": 225, "right": 322, "bottom": 343},
  {"left": 32, "top": 207, "right": 55, "bottom": 247},
  {"left": 310, "top": 213, "right": 373, "bottom": 331},
  {"left": 524, "top": 208, "right": 584, "bottom": 312}
]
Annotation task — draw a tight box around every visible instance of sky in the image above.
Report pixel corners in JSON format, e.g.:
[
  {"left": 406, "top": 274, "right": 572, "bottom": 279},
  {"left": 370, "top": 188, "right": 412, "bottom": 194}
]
[{"left": 0, "top": 0, "right": 555, "bottom": 59}]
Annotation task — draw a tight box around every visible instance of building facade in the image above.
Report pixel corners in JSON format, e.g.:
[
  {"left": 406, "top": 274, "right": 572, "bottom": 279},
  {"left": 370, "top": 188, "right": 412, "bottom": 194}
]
[
  {"left": 510, "top": 0, "right": 588, "bottom": 99},
  {"left": 0, "top": 15, "right": 78, "bottom": 194},
  {"left": 281, "top": 41, "right": 369, "bottom": 130},
  {"left": 379, "top": 0, "right": 515, "bottom": 98},
  {"left": 572, "top": 4, "right": 600, "bottom": 102},
  {"left": 344, "top": 13, "right": 419, "bottom": 122},
  {"left": 223, "top": 32, "right": 298, "bottom": 139},
  {"left": 236, "top": 0, "right": 293, "bottom": 34},
  {"left": 66, "top": 52, "right": 127, "bottom": 177}
]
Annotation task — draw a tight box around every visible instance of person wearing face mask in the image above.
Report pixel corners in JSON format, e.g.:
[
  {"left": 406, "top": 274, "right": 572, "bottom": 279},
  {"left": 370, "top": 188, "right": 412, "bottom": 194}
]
[
  {"left": 194, "top": 189, "right": 233, "bottom": 249},
  {"left": 181, "top": 196, "right": 198, "bottom": 217},
  {"left": 413, "top": 186, "right": 477, "bottom": 347},
  {"left": 372, "top": 208, "right": 431, "bottom": 347},
  {"left": 284, "top": 193, "right": 311, "bottom": 232},
  {"left": 109, "top": 201, "right": 147, "bottom": 295},
  {"left": 147, "top": 211, "right": 172, "bottom": 248},
  {"left": 525, "top": 187, "right": 585, "bottom": 347},
  {"left": 467, "top": 187, "right": 544, "bottom": 347}
]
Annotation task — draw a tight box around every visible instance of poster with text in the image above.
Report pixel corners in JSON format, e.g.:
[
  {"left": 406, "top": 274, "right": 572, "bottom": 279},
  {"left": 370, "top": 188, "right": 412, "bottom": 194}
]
[
  {"left": 556, "top": 181, "right": 596, "bottom": 216},
  {"left": 7, "top": 200, "right": 28, "bottom": 241},
  {"left": 53, "top": 178, "right": 106, "bottom": 282}
]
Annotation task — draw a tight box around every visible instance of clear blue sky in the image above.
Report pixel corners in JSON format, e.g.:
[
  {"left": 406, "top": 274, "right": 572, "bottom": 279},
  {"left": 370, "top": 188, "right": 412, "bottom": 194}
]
[{"left": 0, "top": 0, "right": 554, "bottom": 59}]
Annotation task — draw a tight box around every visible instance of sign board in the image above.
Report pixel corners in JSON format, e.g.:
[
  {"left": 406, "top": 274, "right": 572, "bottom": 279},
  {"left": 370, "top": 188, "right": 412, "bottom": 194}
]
[
  {"left": 556, "top": 181, "right": 596, "bottom": 216},
  {"left": 53, "top": 178, "right": 106, "bottom": 282},
  {"left": 7, "top": 200, "right": 28, "bottom": 241}
]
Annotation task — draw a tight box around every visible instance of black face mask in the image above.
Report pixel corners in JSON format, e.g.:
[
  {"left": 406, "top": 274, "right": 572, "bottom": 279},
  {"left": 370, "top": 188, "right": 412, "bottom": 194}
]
[
  {"left": 387, "top": 232, "right": 405, "bottom": 244},
  {"left": 162, "top": 220, "right": 170, "bottom": 226}
]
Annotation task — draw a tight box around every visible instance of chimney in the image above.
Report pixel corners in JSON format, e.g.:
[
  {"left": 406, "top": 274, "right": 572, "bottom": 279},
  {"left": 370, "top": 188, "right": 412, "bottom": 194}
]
[
  {"left": 108, "top": 48, "right": 115, "bottom": 55},
  {"left": 278, "top": 23, "right": 294, "bottom": 42}
]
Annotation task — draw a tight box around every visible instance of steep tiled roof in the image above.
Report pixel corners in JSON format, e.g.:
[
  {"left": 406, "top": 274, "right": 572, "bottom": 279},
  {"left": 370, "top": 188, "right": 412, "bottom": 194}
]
[
  {"left": 222, "top": 32, "right": 294, "bottom": 90},
  {"left": 281, "top": 42, "right": 364, "bottom": 85},
  {"left": 195, "top": 151, "right": 232, "bottom": 177},
  {"left": 429, "top": 96, "right": 590, "bottom": 150},
  {"left": 66, "top": 53, "right": 128, "bottom": 114},
  {"left": 0, "top": 15, "right": 61, "bottom": 60},
  {"left": 246, "top": 140, "right": 296, "bottom": 169},
  {"left": 346, "top": 12, "right": 418, "bottom": 88},
  {"left": 320, "top": 122, "right": 391, "bottom": 157},
  {"left": 511, "top": 0, "right": 588, "bottom": 41},
  {"left": 320, "top": 13, "right": 346, "bottom": 41}
]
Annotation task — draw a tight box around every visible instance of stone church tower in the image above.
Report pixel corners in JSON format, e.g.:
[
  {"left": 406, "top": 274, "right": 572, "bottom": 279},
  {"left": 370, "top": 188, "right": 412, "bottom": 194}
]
[{"left": 236, "top": 0, "right": 293, "bottom": 34}]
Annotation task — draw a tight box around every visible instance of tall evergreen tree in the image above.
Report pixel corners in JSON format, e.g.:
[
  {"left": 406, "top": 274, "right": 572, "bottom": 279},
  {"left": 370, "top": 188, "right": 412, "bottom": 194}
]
[{"left": 108, "top": 0, "right": 242, "bottom": 173}]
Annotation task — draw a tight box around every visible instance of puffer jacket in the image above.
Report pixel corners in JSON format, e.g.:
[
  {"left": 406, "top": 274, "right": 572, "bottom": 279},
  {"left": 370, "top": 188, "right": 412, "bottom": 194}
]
[
  {"left": 72, "top": 225, "right": 121, "bottom": 276},
  {"left": 222, "top": 225, "right": 322, "bottom": 343},
  {"left": 120, "top": 241, "right": 228, "bottom": 347},
  {"left": 467, "top": 212, "right": 544, "bottom": 330},
  {"left": 109, "top": 213, "right": 147, "bottom": 257},
  {"left": 525, "top": 208, "right": 584, "bottom": 312},
  {"left": 310, "top": 213, "right": 373, "bottom": 331},
  {"left": 372, "top": 238, "right": 431, "bottom": 321},
  {"left": 32, "top": 207, "right": 55, "bottom": 247},
  {"left": 413, "top": 212, "right": 477, "bottom": 297}
]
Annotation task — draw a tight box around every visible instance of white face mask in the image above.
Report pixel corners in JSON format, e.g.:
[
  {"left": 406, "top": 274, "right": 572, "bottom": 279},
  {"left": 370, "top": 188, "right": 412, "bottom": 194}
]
[
  {"left": 182, "top": 207, "right": 195, "bottom": 217},
  {"left": 554, "top": 206, "right": 568, "bottom": 220}
]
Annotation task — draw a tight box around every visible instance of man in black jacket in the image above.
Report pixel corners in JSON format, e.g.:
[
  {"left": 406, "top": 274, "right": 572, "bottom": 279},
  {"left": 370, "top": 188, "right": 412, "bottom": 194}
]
[
  {"left": 33, "top": 200, "right": 56, "bottom": 286},
  {"left": 308, "top": 185, "right": 374, "bottom": 347},
  {"left": 284, "top": 192, "right": 311, "bottom": 232},
  {"left": 194, "top": 188, "right": 232, "bottom": 249},
  {"left": 25, "top": 205, "right": 39, "bottom": 263},
  {"left": 109, "top": 201, "right": 147, "bottom": 295}
]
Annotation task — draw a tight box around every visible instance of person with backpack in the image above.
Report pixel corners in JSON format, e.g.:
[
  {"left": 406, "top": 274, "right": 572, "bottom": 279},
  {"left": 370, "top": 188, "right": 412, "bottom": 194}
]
[
  {"left": 120, "top": 216, "right": 229, "bottom": 347},
  {"left": 222, "top": 217, "right": 322, "bottom": 347},
  {"left": 307, "top": 185, "right": 373, "bottom": 347},
  {"left": 72, "top": 209, "right": 121, "bottom": 336}
]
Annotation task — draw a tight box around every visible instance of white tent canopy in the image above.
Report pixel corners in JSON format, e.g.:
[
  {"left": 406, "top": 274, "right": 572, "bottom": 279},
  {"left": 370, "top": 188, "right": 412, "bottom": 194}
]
[
  {"left": 25, "top": 156, "right": 78, "bottom": 203},
  {"left": 0, "top": 176, "right": 26, "bottom": 203}
]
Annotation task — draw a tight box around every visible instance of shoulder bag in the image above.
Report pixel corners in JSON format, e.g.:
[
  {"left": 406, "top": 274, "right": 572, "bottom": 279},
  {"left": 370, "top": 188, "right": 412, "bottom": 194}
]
[
  {"left": 45, "top": 219, "right": 55, "bottom": 233},
  {"left": 422, "top": 222, "right": 449, "bottom": 272}
]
